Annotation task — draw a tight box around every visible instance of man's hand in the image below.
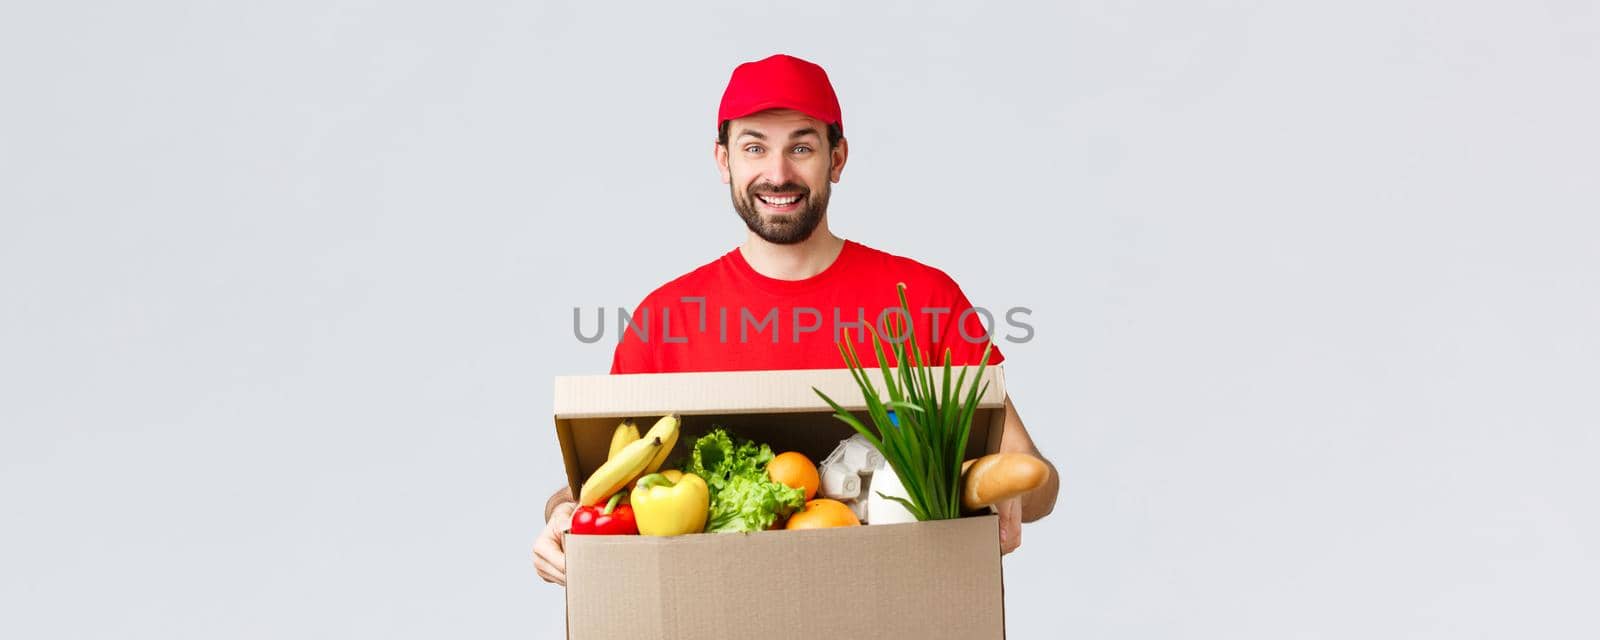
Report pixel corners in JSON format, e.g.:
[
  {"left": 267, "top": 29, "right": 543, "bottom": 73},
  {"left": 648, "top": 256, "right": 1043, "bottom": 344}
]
[
  {"left": 996, "top": 496, "right": 1023, "bottom": 555},
  {"left": 533, "top": 498, "right": 576, "bottom": 586}
]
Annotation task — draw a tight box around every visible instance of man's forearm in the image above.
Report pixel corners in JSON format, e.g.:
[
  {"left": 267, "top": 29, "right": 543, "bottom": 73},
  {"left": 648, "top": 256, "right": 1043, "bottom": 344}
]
[
  {"left": 997, "top": 395, "right": 1059, "bottom": 522},
  {"left": 544, "top": 485, "right": 574, "bottom": 522},
  {"left": 1020, "top": 459, "right": 1059, "bottom": 521}
]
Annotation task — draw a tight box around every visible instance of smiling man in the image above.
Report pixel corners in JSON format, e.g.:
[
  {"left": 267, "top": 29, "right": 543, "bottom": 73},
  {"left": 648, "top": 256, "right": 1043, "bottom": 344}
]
[
  {"left": 722, "top": 110, "right": 838, "bottom": 245},
  {"left": 533, "top": 54, "right": 1059, "bottom": 586}
]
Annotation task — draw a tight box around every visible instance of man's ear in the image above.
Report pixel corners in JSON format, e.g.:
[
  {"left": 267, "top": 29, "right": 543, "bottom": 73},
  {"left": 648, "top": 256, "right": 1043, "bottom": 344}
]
[
  {"left": 714, "top": 142, "right": 731, "bottom": 184},
  {"left": 829, "top": 137, "right": 848, "bottom": 183}
]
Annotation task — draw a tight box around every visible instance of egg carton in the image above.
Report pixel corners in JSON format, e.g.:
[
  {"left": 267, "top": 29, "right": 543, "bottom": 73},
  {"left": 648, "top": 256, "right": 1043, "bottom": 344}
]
[{"left": 816, "top": 434, "right": 893, "bottom": 523}]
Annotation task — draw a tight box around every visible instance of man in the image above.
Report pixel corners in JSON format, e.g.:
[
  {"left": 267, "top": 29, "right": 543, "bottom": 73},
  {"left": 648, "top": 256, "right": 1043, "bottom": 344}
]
[{"left": 534, "top": 54, "right": 1058, "bottom": 586}]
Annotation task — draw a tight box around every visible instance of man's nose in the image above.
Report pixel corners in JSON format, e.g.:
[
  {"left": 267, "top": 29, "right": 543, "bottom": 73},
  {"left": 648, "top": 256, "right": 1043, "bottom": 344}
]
[{"left": 762, "top": 154, "right": 797, "bottom": 186}]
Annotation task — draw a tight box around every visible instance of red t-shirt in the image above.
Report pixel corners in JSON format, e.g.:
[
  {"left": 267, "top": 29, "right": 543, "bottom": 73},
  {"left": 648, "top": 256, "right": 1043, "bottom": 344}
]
[{"left": 610, "top": 240, "right": 1004, "bottom": 374}]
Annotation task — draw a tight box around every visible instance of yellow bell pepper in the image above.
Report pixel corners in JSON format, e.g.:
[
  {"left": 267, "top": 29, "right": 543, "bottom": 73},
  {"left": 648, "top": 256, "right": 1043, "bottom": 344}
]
[{"left": 630, "top": 470, "right": 709, "bottom": 536}]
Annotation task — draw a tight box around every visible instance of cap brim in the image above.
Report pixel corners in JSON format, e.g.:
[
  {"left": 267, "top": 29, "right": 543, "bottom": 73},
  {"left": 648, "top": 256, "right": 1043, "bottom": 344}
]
[{"left": 720, "top": 100, "right": 841, "bottom": 131}]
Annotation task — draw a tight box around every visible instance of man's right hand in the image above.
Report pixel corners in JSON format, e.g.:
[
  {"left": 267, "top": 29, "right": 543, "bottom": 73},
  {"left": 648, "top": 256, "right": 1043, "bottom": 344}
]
[{"left": 533, "top": 487, "right": 577, "bottom": 586}]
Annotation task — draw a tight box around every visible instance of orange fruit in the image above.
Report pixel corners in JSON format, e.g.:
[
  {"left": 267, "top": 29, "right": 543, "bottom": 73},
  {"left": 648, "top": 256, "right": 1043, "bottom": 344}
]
[
  {"left": 785, "top": 499, "right": 860, "bottom": 530},
  {"left": 767, "top": 451, "right": 820, "bottom": 501}
]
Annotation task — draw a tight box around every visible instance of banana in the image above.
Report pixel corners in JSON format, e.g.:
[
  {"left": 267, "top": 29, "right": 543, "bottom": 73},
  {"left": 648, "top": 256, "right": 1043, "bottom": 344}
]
[
  {"left": 608, "top": 420, "right": 640, "bottom": 460},
  {"left": 579, "top": 435, "right": 663, "bottom": 506},
  {"left": 638, "top": 414, "right": 680, "bottom": 475}
]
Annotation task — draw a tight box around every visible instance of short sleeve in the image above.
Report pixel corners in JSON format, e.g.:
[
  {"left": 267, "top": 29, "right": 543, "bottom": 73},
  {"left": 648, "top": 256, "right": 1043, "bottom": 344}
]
[
  {"left": 609, "top": 300, "right": 657, "bottom": 374},
  {"left": 938, "top": 281, "right": 1006, "bottom": 367}
]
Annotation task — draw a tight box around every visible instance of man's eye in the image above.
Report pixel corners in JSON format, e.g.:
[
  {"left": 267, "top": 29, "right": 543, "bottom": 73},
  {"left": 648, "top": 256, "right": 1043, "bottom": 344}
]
[
  {"left": 744, "top": 145, "right": 764, "bottom": 154},
  {"left": 792, "top": 145, "right": 812, "bottom": 154}
]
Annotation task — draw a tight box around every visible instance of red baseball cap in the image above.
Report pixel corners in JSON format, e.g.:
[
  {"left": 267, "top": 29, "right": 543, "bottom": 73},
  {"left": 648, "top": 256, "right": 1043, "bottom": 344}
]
[{"left": 718, "top": 54, "right": 843, "bottom": 135}]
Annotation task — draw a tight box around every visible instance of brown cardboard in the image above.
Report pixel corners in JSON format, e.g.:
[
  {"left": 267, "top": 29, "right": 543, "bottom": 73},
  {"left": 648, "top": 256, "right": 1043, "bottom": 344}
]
[{"left": 553, "top": 367, "right": 1008, "bottom": 640}]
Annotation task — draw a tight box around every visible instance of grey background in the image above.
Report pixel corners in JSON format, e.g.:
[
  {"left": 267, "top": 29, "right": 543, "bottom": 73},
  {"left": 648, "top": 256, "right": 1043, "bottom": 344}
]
[{"left": 2, "top": 1, "right": 1596, "bottom": 638}]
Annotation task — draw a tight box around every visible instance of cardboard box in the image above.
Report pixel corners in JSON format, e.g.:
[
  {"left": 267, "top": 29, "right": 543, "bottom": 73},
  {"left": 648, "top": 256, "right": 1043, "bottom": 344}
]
[{"left": 553, "top": 367, "right": 1010, "bottom": 639}]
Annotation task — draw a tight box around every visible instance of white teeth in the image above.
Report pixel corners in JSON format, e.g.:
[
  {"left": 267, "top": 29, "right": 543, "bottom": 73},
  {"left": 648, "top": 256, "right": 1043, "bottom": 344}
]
[{"left": 760, "top": 195, "right": 799, "bottom": 205}]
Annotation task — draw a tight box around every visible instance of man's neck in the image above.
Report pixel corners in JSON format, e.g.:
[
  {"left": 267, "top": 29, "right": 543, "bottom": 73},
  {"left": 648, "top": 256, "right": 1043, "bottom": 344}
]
[{"left": 739, "top": 226, "right": 846, "bottom": 281}]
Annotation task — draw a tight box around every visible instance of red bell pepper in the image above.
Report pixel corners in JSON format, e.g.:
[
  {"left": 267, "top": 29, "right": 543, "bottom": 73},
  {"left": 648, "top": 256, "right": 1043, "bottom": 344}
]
[{"left": 570, "top": 493, "right": 638, "bottom": 535}]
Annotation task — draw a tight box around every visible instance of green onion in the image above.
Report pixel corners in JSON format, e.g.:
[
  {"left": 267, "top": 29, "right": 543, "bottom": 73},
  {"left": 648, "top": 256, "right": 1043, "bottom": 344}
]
[{"left": 813, "top": 283, "right": 993, "bottom": 521}]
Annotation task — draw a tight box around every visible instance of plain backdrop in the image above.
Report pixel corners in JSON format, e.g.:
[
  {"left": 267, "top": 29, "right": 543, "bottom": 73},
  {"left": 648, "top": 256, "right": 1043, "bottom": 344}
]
[{"left": 2, "top": 1, "right": 1597, "bottom": 638}]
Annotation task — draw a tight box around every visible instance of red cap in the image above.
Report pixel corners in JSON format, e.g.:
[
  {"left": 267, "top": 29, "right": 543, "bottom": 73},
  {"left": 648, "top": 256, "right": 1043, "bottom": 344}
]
[{"left": 718, "top": 54, "right": 842, "bottom": 134}]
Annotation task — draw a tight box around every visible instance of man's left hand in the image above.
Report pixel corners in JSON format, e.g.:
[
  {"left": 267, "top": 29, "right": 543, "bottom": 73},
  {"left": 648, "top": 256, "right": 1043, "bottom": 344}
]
[{"left": 996, "top": 496, "right": 1022, "bottom": 554}]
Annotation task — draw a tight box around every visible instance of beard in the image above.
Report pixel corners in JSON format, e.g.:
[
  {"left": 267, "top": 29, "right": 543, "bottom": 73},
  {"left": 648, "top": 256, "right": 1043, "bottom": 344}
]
[{"left": 730, "top": 179, "right": 830, "bottom": 245}]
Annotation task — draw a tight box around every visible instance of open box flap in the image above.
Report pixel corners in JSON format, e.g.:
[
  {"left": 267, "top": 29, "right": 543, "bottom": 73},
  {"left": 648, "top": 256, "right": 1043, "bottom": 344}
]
[{"left": 554, "top": 366, "right": 1005, "bottom": 418}]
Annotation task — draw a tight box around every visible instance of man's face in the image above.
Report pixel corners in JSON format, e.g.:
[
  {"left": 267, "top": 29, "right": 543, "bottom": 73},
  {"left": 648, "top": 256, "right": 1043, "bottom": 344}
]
[{"left": 716, "top": 109, "right": 848, "bottom": 245}]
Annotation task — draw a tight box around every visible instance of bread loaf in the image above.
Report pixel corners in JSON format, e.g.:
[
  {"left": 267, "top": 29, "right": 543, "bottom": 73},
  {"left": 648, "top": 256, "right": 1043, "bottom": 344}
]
[{"left": 960, "top": 453, "right": 1050, "bottom": 510}]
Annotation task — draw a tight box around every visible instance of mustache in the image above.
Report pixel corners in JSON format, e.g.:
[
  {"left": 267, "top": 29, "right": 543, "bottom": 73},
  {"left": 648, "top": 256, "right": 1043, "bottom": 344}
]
[{"left": 748, "top": 182, "right": 809, "bottom": 197}]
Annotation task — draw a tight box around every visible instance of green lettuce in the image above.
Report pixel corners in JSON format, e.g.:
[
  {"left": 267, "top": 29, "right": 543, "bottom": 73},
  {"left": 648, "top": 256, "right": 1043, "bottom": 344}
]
[{"left": 685, "top": 428, "right": 805, "bottom": 533}]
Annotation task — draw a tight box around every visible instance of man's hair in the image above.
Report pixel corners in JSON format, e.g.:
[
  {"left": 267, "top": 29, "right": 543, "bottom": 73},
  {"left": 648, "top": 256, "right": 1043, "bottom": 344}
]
[{"left": 718, "top": 120, "right": 844, "bottom": 150}]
